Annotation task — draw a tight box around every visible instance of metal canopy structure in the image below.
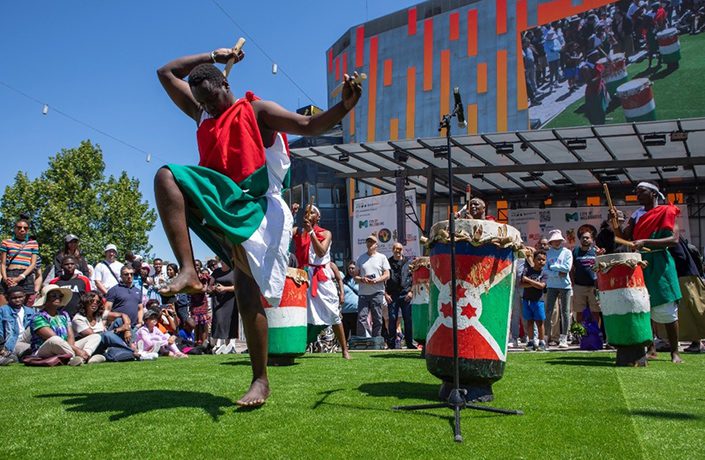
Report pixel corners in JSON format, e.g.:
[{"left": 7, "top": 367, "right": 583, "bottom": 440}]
[{"left": 291, "top": 117, "right": 705, "bottom": 201}]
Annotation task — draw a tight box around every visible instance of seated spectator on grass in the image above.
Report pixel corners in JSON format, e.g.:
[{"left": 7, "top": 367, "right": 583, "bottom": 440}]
[
  {"left": 190, "top": 259, "right": 211, "bottom": 345},
  {"left": 135, "top": 309, "right": 187, "bottom": 358},
  {"left": 53, "top": 234, "right": 90, "bottom": 279},
  {"left": 144, "top": 299, "right": 179, "bottom": 334},
  {"left": 30, "top": 285, "right": 102, "bottom": 366},
  {"left": 49, "top": 256, "right": 92, "bottom": 318},
  {"left": 72, "top": 291, "right": 137, "bottom": 361},
  {"left": 104, "top": 265, "right": 144, "bottom": 337},
  {"left": 0, "top": 217, "right": 39, "bottom": 306},
  {"left": 0, "top": 286, "right": 36, "bottom": 364}
]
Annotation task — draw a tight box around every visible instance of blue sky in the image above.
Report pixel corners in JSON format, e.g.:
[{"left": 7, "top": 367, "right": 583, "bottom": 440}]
[{"left": 0, "top": 0, "right": 416, "bottom": 262}]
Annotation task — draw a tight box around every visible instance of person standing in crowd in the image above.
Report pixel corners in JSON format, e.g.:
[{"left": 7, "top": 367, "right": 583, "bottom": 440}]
[
  {"left": 30, "top": 285, "right": 101, "bottom": 366},
  {"left": 49, "top": 256, "right": 92, "bottom": 318},
  {"left": 667, "top": 238, "right": 705, "bottom": 353},
  {"left": 341, "top": 261, "right": 359, "bottom": 342},
  {"left": 0, "top": 286, "right": 36, "bottom": 365},
  {"left": 522, "top": 251, "right": 548, "bottom": 351},
  {"left": 152, "top": 258, "right": 168, "bottom": 291},
  {"left": 53, "top": 234, "right": 90, "bottom": 279},
  {"left": 544, "top": 29, "right": 564, "bottom": 89},
  {"left": 355, "top": 234, "right": 390, "bottom": 339},
  {"left": 571, "top": 231, "right": 600, "bottom": 326},
  {"left": 564, "top": 42, "right": 583, "bottom": 92},
  {"left": 209, "top": 260, "right": 238, "bottom": 354},
  {"left": 0, "top": 217, "right": 39, "bottom": 306},
  {"left": 293, "top": 206, "right": 350, "bottom": 359},
  {"left": 522, "top": 38, "right": 540, "bottom": 105},
  {"left": 580, "top": 49, "right": 609, "bottom": 125},
  {"left": 104, "top": 265, "right": 144, "bottom": 338},
  {"left": 544, "top": 229, "right": 573, "bottom": 349},
  {"left": 385, "top": 243, "right": 414, "bottom": 349},
  {"left": 611, "top": 182, "right": 683, "bottom": 363},
  {"left": 93, "top": 244, "right": 124, "bottom": 296}
]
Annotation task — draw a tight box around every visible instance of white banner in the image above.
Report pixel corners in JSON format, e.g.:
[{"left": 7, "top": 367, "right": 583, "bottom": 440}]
[
  {"left": 352, "top": 190, "right": 421, "bottom": 261},
  {"left": 508, "top": 205, "right": 690, "bottom": 249}
]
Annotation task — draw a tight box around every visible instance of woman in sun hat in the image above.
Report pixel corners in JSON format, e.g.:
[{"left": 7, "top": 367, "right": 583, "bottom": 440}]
[
  {"left": 544, "top": 229, "right": 574, "bottom": 349},
  {"left": 30, "top": 285, "right": 102, "bottom": 366}
]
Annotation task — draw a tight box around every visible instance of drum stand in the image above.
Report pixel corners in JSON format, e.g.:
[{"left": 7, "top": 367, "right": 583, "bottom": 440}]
[{"left": 393, "top": 103, "right": 523, "bottom": 443}]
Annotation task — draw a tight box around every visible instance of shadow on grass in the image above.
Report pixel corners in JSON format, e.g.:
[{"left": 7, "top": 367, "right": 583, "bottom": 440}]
[
  {"left": 368, "top": 353, "right": 423, "bottom": 359},
  {"left": 358, "top": 381, "right": 439, "bottom": 401},
  {"left": 625, "top": 409, "right": 700, "bottom": 421},
  {"left": 37, "top": 390, "right": 233, "bottom": 421},
  {"left": 219, "top": 360, "right": 253, "bottom": 366},
  {"left": 545, "top": 355, "right": 615, "bottom": 367}
]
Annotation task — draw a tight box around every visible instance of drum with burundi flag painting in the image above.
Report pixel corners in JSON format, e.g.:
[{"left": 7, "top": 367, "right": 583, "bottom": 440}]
[
  {"left": 425, "top": 219, "right": 523, "bottom": 394},
  {"left": 262, "top": 268, "right": 309, "bottom": 364}
]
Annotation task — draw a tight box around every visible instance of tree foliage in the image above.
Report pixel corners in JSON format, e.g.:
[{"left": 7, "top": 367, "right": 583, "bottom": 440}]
[{"left": 0, "top": 140, "right": 157, "bottom": 266}]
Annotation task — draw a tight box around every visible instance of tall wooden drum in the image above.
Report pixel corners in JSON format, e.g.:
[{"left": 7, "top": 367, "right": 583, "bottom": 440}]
[
  {"left": 425, "top": 219, "right": 522, "bottom": 402},
  {"left": 262, "top": 268, "right": 309, "bottom": 365},
  {"left": 595, "top": 253, "right": 652, "bottom": 366},
  {"left": 410, "top": 257, "right": 431, "bottom": 345}
]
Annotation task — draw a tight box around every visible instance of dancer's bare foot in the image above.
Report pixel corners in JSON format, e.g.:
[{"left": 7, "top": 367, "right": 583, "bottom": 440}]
[
  {"left": 159, "top": 272, "right": 203, "bottom": 295},
  {"left": 236, "top": 378, "right": 270, "bottom": 407},
  {"left": 342, "top": 350, "right": 351, "bottom": 360},
  {"left": 671, "top": 352, "right": 683, "bottom": 364},
  {"left": 647, "top": 351, "right": 658, "bottom": 360}
]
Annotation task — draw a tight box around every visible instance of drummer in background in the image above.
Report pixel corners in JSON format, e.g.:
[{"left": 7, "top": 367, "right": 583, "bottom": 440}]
[
  {"left": 610, "top": 182, "right": 683, "bottom": 363},
  {"left": 579, "top": 49, "right": 609, "bottom": 125},
  {"left": 455, "top": 198, "right": 496, "bottom": 220}
]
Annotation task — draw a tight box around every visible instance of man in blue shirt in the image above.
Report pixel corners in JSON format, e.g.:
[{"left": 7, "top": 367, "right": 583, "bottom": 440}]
[
  {"left": 571, "top": 231, "right": 599, "bottom": 325},
  {"left": 0, "top": 286, "right": 36, "bottom": 364},
  {"left": 105, "top": 266, "right": 144, "bottom": 343}
]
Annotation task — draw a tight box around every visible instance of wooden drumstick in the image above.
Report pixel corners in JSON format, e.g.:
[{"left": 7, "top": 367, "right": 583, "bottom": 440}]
[
  {"left": 603, "top": 183, "right": 619, "bottom": 230},
  {"left": 330, "top": 73, "right": 367, "bottom": 98},
  {"left": 223, "top": 37, "right": 246, "bottom": 78}
]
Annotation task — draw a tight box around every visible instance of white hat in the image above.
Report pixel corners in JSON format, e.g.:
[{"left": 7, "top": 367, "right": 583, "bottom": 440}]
[
  {"left": 547, "top": 229, "right": 565, "bottom": 243},
  {"left": 35, "top": 284, "right": 73, "bottom": 308},
  {"left": 636, "top": 182, "right": 665, "bottom": 201},
  {"left": 104, "top": 243, "right": 117, "bottom": 253}
]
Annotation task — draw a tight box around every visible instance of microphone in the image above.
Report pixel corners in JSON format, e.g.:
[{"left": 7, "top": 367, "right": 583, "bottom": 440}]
[{"left": 453, "top": 87, "right": 467, "bottom": 128}]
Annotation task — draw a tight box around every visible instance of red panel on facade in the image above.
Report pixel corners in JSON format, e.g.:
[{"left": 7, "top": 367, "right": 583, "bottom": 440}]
[
  {"left": 423, "top": 18, "right": 433, "bottom": 91},
  {"left": 408, "top": 7, "right": 417, "bottom": 35},
  {"left": 449, "top": 12, "right": 459, "bottom": 41},
  {"left": 496, "top": 0, "right": 507, "bottom": 35},
  {"left": 335, "top": 56, "right": 340, "bottom": 81},
  {"left": 467, "top": 10, "right": 478, "bottom": 56},
  {"left": 355, "top": 26, "right": 365, "bottom": 68},
  {"left": 327, "top": 48, "right": 333, "bottom": 73}
]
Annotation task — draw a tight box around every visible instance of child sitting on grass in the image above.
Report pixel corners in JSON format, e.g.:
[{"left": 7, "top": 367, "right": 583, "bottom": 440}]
[{"left": 136, "top": 309, "right": 187, "bottom": 358}]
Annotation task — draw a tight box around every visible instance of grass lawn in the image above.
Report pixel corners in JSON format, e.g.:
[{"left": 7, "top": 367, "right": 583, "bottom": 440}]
[
  {"left": 545, "top": 33, "right": 705, "bottom": 128},
  {"left": 0, "top": 351, "right": 703, "bottom": 459}
]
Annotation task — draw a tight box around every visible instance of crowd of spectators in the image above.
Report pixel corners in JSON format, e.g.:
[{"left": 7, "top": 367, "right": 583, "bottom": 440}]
[{"left": 522, "top": 0, "right": 705, "bottom": 113}]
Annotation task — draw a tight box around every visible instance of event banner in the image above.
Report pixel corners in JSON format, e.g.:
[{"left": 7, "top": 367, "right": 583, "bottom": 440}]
[
  {"left": 352, "top": 190, "right": 421, "bottom": 260},
  {"left": 508, "top": 205, "right": 690, "bottom": 249}
]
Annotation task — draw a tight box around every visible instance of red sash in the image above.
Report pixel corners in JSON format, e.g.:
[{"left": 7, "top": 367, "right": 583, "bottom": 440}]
[
  {"left": 196, "top": 92, "right": 266, "bottom": 184},
  {"left": 633, "top": 204, "right": 679, "bottom": 240}
]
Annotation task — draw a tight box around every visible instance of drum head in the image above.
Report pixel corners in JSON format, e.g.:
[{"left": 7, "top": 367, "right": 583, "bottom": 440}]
[{"left": 617, "top": 78, "right": 650, "bottom": 97}]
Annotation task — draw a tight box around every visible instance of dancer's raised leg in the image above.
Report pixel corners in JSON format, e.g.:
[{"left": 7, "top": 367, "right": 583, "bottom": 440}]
[{"left": 154, "top": 167, "right": 203, "bottom": 294}]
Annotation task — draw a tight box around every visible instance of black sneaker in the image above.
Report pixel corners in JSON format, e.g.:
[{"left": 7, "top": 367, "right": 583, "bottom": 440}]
[{"left": 525, "top": 342, "right": 536, "bottom": 351}]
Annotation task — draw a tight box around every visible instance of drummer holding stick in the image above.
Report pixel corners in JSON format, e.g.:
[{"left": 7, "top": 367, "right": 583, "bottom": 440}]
[{"left": 607, "top": 182, "right": 683, "bottom": 363}]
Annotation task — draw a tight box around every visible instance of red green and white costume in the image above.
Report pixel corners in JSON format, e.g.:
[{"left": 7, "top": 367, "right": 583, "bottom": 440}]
[{"left": 166, "top": 92, "right": 292, "bottom": 307}]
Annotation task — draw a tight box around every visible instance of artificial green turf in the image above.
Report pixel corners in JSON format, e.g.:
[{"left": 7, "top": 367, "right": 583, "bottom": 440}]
[
  {"left": 545, "top": 33, "right": 705, "bottom": 129},
  {"left": 0, "top": 352, "right": 703, "bottom": 459}
]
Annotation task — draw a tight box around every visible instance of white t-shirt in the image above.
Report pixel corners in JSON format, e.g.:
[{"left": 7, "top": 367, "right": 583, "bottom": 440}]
[
  {"left": 356, "top": 252, "right": 391, "bottom": 296},
  {"left": 93, "top": 260, "right": 124, "bottom": 292},
  {"left": 72, "top": 313, "right": 106, "bottom": 335}
]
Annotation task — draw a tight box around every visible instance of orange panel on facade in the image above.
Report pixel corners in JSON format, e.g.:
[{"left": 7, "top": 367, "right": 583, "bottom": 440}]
[
  {"left": 477, "top": 63, "right": 487, "bottom": 93},
  {"left": 423, "top": 18, "right": 433, "bottom": 91},
  {"left": 349, "top": 107, "right": 355, "bottom": 137},
  {"left": 467, "top": 10, "right": 478, "bottom": 56},
  {"left": 586, "top": 196, "right": 601, "bottom": 206},
  {"left": 383, "top": 59, "right": 393, "bottom": 86},
  {"left": 390, "top": 118, "right": 399, "bottom": 141},
  {"left": 372, "top": 187, "right": 382, "bottom": 196},
  {"left": 406, "top": 67, "right": 416, "bottom": 139},
  {"left": 467, "top": 103, "right": 478, "bottom": 134},
  {"left": 449, "top": 12, "right": 459, "bottom": 41},
  {"left": 497, "top": 50, "right": 508, "bottom": 132},
  {"left": 367, "top": 36, "right": 378, "bottom": 142},
  {"left": 440, "top": 50, "right": 451, "bottom": 136}
]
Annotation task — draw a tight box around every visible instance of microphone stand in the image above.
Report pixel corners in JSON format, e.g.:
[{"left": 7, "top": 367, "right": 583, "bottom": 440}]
[{"left": 393, "top": 99, "right": 523, "bottom": 443}]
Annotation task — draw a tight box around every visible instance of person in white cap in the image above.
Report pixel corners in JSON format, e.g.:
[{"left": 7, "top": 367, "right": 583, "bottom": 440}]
[
  {"left": 53, "top": 234, "right": 90, "bottom": 279},
  {"left": 92, "top": 244, "right": 124, "bottom": 296},
  {"left": 544, "top": 229, "right": 573, "bottom": 348},
  {"left": 355, "top": 234, "right": 390, "bottom": 338},
  {"left": 610, "top": 181, "right": 683, "bottom": 363}
]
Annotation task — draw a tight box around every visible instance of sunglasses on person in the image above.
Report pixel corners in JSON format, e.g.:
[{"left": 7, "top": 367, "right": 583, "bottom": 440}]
[
  {"left": 15, "top": 225, "right": 28, "bottom": 230},
  {"left": 47, "top": 292, "right": 64, "bottom": 300}
]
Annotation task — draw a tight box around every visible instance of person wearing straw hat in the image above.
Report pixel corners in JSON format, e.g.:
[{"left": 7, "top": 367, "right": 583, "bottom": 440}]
[
  {"left": 544, "top": 229, "right": 574, "bottom": 349},
  {"left": 610, "top": 182, "right": 683, "bottom": 363},
  {"left": 29, "top": 285, "right": 102, "bottom": 366}
]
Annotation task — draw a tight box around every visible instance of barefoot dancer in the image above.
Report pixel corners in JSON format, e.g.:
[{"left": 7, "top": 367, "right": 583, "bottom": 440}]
[{"left": 156, "top": 47, "right": 361, "bottom": 406}]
